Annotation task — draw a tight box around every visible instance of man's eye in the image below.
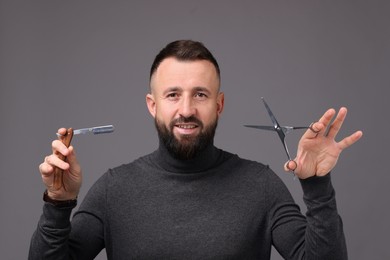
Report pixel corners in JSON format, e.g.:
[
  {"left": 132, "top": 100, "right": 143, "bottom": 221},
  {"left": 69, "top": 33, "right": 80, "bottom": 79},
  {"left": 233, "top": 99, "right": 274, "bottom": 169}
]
[
  {"left": 167, "top": 93, "right": 178, "bottom": 98},
  {"left": 195, "top": 93, "right": 207, "bottom": 98}
]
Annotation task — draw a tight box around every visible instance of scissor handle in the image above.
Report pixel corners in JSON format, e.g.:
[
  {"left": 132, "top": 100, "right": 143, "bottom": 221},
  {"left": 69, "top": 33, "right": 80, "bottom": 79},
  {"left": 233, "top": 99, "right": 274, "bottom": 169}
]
[{"left": 52, "top": 128, "right": 74, "bottom": 191}]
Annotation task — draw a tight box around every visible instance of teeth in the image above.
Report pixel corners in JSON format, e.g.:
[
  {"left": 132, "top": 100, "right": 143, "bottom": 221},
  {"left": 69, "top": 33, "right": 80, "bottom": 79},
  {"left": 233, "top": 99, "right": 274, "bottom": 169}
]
[{"left": 178, "top": 125, "right": 196, "bottom": 129}]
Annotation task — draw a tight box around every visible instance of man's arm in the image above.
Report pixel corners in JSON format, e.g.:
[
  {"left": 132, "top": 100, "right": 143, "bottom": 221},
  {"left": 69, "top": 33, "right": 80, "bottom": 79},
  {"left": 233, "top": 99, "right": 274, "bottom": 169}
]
[
  {"left": 29, "top": 193, "right": 106, "bottom": 259},
  {"left": 29, "top": 202, "right": 75, "bottom": 260},
  {"left": 300, "top": 174, "right": 347, "bottom": 258},
  {"left": 29, "top": 128, "right": 86, "bottom": 259},
  {"left": 272, "top": 107, "right": 361, "bottom": 259},
  {"left": 270, "top": 173, "right": 347, "bottom": 259}
]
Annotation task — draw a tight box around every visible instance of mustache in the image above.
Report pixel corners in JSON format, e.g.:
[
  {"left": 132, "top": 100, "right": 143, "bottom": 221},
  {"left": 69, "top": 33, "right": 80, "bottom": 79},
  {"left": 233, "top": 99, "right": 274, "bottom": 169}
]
[{"left": 170, "top": 116, "right": 203, "bottom": 127}]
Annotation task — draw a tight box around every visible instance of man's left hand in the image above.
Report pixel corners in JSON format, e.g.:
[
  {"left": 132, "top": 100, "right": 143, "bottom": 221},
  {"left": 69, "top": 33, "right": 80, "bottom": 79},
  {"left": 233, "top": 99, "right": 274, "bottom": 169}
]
[{"left": 285, "top": 107, "right": 363, "bottom": 179}]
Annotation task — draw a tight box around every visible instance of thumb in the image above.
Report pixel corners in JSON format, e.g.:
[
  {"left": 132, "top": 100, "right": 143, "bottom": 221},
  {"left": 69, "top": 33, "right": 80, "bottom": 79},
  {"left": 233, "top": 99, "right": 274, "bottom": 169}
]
[
  {"left": 284, "top": 160, "right": 297, "bottom": 172},
  {"left": 66, "top": 146, "right": 81, "bottom": 174}
]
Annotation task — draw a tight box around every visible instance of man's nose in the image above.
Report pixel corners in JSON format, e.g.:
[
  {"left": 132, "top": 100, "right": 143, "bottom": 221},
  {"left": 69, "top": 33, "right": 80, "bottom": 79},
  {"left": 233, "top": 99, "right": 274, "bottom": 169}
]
[{"left": 178, "top": 96, "right": 196, "bottom": 118}]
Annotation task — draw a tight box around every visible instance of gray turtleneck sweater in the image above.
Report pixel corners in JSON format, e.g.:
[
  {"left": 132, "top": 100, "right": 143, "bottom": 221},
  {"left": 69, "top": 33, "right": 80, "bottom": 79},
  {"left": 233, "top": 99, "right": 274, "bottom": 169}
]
[{"left": 29, "top": 144, "right": 347, "bottom": 259}]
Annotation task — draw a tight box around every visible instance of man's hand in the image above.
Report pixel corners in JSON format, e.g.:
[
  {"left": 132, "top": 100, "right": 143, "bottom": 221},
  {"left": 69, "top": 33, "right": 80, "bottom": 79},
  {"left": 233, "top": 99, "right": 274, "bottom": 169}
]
[
  {"left": 285, "top": 107, "right": 363, "bottom": 179},
  {"left": 39, "top": 128, "right": 82, "bottom": 200}
]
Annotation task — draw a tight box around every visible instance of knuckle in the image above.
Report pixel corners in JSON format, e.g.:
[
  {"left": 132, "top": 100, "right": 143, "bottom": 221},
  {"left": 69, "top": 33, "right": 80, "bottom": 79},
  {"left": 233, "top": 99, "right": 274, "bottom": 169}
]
[
  {"left": 45, "top": 155, "right": 55, "bottom": 165},
  {"left": 39, "top": 162, "right": 51, "bottom": 175},
  {"left": 44, "top": 156, "right": 50, "bottom": 163},
  {"left": 38, "top": 163, "right": 44, "bottom": 171}
]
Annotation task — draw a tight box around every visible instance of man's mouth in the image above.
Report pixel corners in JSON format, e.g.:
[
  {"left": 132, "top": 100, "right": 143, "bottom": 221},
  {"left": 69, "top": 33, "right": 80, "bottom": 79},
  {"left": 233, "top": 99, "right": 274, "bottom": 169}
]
[
  {"left": 176, "top": 124, "right": 198, "bottom": 129},
  {"left": 170, "top": 116, "right": 203, "bottom": 137},
  {"left": 174, "top": 123, "right": 199, "bottom": 136}
]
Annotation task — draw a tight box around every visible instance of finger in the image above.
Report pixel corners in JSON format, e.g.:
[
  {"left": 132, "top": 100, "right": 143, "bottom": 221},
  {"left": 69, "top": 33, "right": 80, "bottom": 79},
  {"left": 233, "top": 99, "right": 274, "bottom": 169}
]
[
  {"left": 66, "top": 146, "right": 81, "bottom": 174},
  {"left": 66, "top": 146, "right": 76, "bottom": 162},
  {"left": 304, "top": 121, "right": 324, "bottom": 139},
  {"left": 327, "top": 107, "right": 347, "bottom": 139},
  {"left": 57, "top": 128, "right": 68, "bottom": 136},
  {"left": 39, "top": 161, "right": 54, "bottom": 177},
  {"left": 284, "top": 160, "right": 297, "bottom": 172},
  {"left": 51, "top": 139, "right": 69, "bottom": 157},
  {"left": 44, "top": 154, "right": 70, "bottom": 171},
  {"left": 300, "top": 109, "right": 334, "bottom": 140},
  {"left": 318, "top": 108, "right": 337, "bottom": 130},
  {"left": 338, "top": 130, "right": 363, "bottom": 150},
  {"left": 309, "top": 122, "right": 321, "bottom": 134}
]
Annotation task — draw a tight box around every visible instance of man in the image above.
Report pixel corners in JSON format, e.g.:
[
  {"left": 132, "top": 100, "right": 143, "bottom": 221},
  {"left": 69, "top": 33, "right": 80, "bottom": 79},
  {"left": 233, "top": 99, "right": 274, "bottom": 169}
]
[{"left": 29, "top": 40, "right": 363, "bottom": 259}]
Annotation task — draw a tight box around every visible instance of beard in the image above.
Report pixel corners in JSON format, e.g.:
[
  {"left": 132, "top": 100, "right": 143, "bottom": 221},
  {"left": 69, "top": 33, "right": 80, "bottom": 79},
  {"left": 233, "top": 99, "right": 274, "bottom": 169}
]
[{"left": 155, "top": 115, "right": 218, "bottom": 160}]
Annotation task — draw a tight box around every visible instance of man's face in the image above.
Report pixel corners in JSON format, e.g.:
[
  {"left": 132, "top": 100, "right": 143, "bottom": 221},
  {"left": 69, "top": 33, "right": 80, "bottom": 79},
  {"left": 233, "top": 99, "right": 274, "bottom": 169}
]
[{"left": 146, "top": 57, "right": 224, "bottom": 159}]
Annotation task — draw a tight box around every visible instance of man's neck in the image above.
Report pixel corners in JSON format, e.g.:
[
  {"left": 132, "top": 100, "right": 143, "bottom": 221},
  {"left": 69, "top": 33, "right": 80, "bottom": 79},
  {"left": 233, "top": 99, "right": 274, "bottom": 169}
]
[{"left": 152, "top": 140, "right": 222, "bottom": 173}]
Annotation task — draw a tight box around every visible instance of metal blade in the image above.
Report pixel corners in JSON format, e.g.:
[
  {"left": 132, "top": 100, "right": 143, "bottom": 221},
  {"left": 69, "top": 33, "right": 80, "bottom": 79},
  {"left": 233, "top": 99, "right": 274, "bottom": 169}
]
[
  {"left": 245, "top": 125, "right": 309, "bottom": 135},
  {"left": 281, "top": 138, "right": 292, "bottom": 160},
  {"left": 244, "top": 125, "right": 276, "bottom": 131},
  {"left": 57, "top": 125, "right": 114, "bottom": 137},
  {"left": 261, "top": 97, "right": 281, "bottom": 130},
  {"left": 73, "top": 125, "right": 115, "bottom": 135},
  {"left": 72, "top": 128, "right": 92, "bottom": 135}
]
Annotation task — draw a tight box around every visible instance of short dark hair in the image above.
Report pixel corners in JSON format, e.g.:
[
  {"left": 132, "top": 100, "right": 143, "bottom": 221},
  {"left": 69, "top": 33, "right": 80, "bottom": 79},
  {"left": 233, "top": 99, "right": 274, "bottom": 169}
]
[{"left": 149, "top": 40, "right": 221, "bottom": 81}]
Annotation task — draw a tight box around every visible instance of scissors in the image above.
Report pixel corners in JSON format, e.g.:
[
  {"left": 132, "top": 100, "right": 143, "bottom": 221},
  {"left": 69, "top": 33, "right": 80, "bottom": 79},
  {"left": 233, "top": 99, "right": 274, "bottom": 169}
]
[{"left": 244, "top": 97, "right": 309, "bottom": 171}]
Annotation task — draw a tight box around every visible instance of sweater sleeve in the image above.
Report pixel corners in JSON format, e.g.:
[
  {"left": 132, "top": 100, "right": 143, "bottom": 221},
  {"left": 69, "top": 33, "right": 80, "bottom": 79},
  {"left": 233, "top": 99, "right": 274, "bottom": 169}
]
[
  {"left": 28, "top": 202, "right": 76, "bottom": 260},
  {"left": 28, "top": 173, "right": 108, "bottom": 260},
  {"left": 300, "top": 174, "right": 348, "bottom": 259},
  {"left": 270, "top": 173, "right": 348, "bottom": 260}
]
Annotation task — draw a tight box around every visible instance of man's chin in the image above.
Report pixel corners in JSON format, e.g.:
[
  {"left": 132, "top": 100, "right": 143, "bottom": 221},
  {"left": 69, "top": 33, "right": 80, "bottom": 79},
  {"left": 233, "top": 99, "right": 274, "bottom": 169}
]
[
  {"left": 155, "top": 117, "right": 218, "bottom": 160},
  {"left": 175, "top": 133, "right": 198, "bottom": 142}
]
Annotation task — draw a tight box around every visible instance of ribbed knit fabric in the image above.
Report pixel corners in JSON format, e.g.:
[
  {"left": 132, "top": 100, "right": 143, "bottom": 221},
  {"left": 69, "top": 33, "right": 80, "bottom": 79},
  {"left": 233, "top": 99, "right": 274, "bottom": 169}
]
[{"left": 29, "top": 143, "right": 347, "bottom": 259}]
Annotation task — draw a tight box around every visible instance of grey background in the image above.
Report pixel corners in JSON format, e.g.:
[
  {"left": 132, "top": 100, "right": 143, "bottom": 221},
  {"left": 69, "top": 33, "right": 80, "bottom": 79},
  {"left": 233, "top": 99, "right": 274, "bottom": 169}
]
[{"left": 1, "top": 1, "right": 389, "bottom": 259}]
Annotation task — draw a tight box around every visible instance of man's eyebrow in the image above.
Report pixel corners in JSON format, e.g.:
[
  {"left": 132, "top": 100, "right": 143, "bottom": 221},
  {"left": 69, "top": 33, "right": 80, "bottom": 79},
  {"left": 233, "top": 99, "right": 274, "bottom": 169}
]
[
  {"left": 161, "top": 86, "right": 213, "bottom": 96},
  {"left": 162, "top": 86, "right": 182, "bottom": 95},
  {"left": 193, "top": 86, "right": 212, "bottom": 94}
]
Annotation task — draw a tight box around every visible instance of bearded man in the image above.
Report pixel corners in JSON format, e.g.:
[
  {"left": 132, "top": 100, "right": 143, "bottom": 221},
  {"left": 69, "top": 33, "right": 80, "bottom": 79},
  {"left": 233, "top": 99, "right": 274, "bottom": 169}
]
[{"left": 29, "top": 40, "right": 362, "bottom": 260}]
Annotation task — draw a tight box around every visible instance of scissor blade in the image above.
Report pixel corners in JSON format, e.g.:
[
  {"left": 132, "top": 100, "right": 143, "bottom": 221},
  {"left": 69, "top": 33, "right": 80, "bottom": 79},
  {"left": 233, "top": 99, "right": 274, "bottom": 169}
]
[
  {"left": 244, "top": 125, "right": 276, "bottom": 131},
  {"left": 261, "top": 97, "right": 282, "bottom": 129},
  {"left": 283, "top": 126, "right": 309, "bottom": 134},
  {"left": 281, "top": 138, "right": 292, "bottom": 160},
  {"left": 245, "top": 125, "right": 308, "bottom": 135}
]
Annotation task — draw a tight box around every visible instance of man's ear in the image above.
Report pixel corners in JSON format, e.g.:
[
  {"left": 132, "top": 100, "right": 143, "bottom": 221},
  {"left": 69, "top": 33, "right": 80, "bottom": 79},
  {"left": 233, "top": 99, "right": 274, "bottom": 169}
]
[
  {"left": 216, "top": 92, "right": 225, "bottom": 116},
  {"left": 146, "top": 93, "right": 156, "bottom": 118}
]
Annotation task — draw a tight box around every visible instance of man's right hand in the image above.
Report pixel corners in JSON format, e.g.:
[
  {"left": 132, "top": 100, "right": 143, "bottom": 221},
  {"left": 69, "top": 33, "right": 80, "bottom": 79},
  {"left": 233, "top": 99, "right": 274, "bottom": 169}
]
[{"left": 39, "top": 128, "right": 82, "bottom": 201}]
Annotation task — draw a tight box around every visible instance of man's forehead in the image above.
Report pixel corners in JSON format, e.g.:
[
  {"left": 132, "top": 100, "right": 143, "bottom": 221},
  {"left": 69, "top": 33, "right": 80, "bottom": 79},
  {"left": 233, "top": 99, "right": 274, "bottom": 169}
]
[
  {"left": 150, "top": 58, "right": 220, "bottom": 92},
  {"left": 155, "top": 57, "right": 216, "bottom": 74}
]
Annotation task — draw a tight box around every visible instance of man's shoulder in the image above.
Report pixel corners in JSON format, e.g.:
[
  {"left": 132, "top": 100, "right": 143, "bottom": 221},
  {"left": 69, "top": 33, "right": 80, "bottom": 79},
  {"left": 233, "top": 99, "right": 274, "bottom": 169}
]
[
  {"left": 218, "top": 149, "right": 270, "bottom": 175},
  {"left": 220, "top": 148, "right": 265, "bottom": 165},
  {"left": 107, "top": 152, "right": 155, "bottom": 177}
]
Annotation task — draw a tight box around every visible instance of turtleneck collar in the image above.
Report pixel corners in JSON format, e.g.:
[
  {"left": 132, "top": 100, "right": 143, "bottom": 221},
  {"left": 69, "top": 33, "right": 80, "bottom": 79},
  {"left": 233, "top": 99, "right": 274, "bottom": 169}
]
[{"left": 150, "top": 139, "right": 224, "bottom": 173}]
